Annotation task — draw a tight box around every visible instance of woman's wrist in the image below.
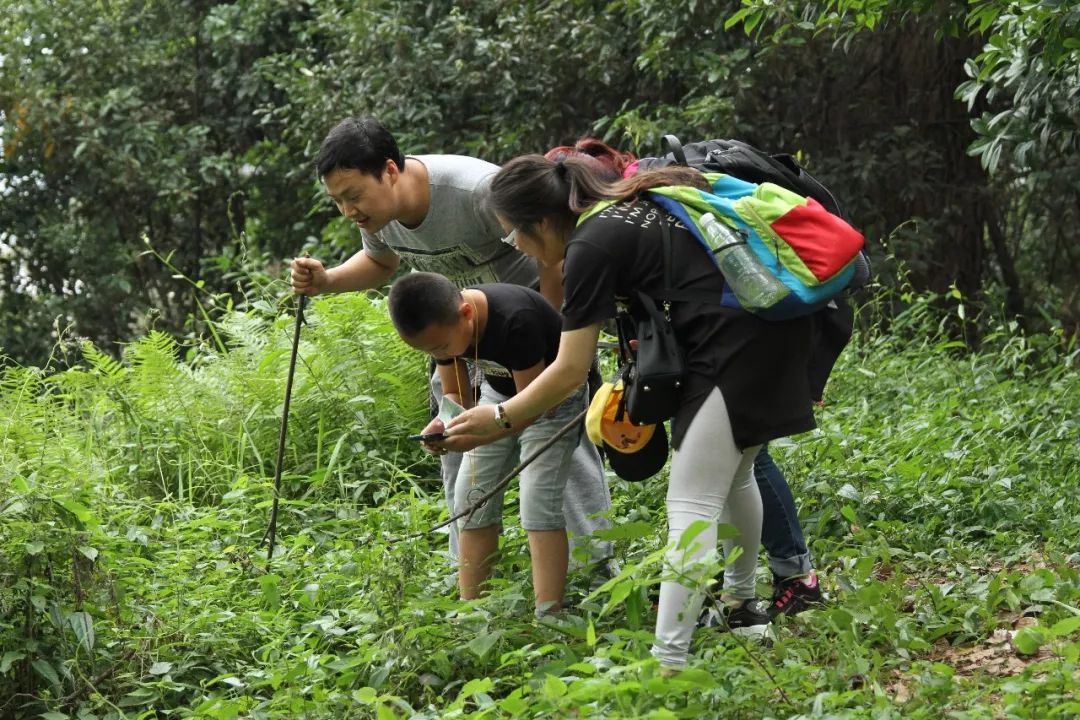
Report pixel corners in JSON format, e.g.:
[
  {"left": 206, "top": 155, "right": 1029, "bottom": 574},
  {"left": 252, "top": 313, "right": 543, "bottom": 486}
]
[{"left": 493, "top": 403, "right": 513, "bottom": 430}]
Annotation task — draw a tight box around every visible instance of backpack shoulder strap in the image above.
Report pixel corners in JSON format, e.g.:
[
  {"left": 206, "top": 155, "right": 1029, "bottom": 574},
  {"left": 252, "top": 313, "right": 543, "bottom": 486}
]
[{"left": 660, "top": 135, "right": 687, "bottom": 166}]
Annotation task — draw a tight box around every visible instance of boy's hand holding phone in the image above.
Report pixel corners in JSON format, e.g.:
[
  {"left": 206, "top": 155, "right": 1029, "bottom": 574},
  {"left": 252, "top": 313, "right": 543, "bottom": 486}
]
[
  {"left": 411, "top": 397, "right": 493, "bottom": 455},
  {"left": 407, "top": 431, "right": 447, "bottom": 442},
  {"left": 411, "top": 418, "right": 448, "bottom": 455}
]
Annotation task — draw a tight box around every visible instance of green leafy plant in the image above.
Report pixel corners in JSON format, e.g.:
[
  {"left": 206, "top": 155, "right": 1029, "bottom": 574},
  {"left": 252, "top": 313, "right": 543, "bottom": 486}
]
[{"left": 3, "top": 280, "right": 1079, "bottom": 718}]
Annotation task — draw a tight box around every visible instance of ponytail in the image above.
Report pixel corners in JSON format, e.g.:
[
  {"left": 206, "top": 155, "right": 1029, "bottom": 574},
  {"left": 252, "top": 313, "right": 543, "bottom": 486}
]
[
  {"left": 490, "top": 155, "right": 709, "bottom": 232},
  {"left": 544, "top": 138, "right": 638, "bottom": 178},
  {"left": 612, "top": 167, "right": 708, "bottom": 198}
]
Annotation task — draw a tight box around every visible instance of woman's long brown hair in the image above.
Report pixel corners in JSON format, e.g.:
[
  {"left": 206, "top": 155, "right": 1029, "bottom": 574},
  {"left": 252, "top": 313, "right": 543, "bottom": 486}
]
[{"left": 489, "top": 154, "right": 707, "bottom": 235}]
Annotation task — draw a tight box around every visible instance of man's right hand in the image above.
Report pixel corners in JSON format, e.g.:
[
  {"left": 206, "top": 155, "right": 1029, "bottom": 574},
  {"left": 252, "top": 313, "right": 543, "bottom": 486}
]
[{"left": 291, "top": 257, "right": 329, "bottom": 296}]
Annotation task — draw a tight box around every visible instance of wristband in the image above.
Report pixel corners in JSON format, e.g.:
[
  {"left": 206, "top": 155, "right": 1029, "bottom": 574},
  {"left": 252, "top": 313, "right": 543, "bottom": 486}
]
[{"left": 493, "top": 403, "right": 513, "bottom": 430}]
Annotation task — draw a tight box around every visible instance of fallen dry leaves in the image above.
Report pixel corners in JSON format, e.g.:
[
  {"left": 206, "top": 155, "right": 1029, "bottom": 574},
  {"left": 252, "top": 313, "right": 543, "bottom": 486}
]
[{"left": 884, "top": 616, "right": 1075, "bottom": 706}]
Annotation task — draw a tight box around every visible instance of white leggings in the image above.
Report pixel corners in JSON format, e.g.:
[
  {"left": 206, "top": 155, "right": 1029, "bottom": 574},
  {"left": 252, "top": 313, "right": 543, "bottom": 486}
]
[{"left": 651, "top": 387, "right": 763, "bottom": 668}]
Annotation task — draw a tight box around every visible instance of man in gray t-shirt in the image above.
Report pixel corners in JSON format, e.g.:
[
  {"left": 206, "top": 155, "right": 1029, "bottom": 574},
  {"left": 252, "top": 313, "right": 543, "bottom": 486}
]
[
  {"left": 290, "top": 117, "right": 613, "bottom": 573},
  {"left": 360, "top": 154, "right": 536, "bottom": 289},
  {"left": 291, "top": 122, "right": 562, "bottom": 305}
]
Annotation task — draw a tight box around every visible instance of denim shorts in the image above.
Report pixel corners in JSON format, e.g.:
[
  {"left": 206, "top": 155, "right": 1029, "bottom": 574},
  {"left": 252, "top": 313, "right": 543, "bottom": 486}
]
[{"left": 455, "top": 381, "right": 587, "bottom": 532}]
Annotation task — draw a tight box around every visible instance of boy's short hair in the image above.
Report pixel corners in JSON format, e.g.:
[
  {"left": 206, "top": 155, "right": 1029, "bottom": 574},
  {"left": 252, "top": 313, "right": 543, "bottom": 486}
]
[
  {"left": 388, "top": 272, "right": 462, "bottom": 338},
  {"left": 316, "top": 117, "right": 406, "bottom": 180}
]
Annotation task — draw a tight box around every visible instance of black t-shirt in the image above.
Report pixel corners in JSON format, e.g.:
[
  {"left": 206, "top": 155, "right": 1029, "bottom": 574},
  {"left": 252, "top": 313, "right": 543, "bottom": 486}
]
[
  {"left": 454, "top": 283, "right": 562, "bottom": 398},
  {"left": 561, "top": 198, "right": 816, "bottom": 449}
]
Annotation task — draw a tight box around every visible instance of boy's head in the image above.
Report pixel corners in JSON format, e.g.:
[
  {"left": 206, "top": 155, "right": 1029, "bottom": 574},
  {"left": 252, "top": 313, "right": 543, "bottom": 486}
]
[
  {"left": 388, "top": 273, "right": 475, "bottom": 361},
  {"left": 317, "top": 117, "right": 408, "bottom": 234}
]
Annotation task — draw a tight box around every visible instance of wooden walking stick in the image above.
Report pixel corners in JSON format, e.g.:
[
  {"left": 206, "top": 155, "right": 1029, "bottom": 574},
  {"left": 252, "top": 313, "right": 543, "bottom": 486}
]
[{"left": 263, "top": 293, "right": 308, "bottom": 568}]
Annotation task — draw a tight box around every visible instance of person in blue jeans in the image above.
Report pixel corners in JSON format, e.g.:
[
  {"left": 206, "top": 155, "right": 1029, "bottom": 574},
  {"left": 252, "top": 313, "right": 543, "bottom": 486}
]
[
  {"left": 753, "top": 446, "right": 820, "bottom": 615},
  {"left": 754, "top": 296, "right": 855, "bottom": 617}
]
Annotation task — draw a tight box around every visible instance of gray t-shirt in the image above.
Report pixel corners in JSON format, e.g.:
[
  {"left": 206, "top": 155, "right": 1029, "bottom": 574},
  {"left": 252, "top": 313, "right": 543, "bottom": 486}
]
[{"left": 361, "top": 155, "right": 538, "bottom": 288}]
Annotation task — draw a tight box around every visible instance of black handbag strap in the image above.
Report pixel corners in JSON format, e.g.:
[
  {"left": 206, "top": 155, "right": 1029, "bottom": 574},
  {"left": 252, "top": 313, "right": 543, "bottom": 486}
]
[
  {"left": 653, "top": 211, "right": 730, "bottom": 306},
  {"left": 655, "top": 212, "right": 725, "bottom": 306},
  {"left": 659, "top": 212, "right": 673, "bottom": 294},
  {"left": 614, "top": 210, "right": 679, "bottom": 366},
  {"left": 654, "top": 286, "right": 725, "bottom": 305},
  {"left": 615, "top": 308, "right": 636, "bottom": 367}
]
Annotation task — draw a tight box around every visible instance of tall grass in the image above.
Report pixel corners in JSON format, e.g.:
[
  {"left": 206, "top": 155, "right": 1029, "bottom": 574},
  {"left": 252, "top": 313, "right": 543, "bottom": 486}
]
[{"left": 1, "top": 285, "right": 1077, "bottom": 719}]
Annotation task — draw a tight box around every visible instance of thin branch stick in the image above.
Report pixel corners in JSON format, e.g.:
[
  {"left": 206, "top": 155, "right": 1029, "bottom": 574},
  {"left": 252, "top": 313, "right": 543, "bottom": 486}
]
[{"left": 263, "top": 293, "right": 307, "bottom": 567}]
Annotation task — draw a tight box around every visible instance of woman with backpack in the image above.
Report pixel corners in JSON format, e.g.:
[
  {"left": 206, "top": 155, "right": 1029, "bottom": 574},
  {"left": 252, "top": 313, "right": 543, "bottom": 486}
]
[
  {"left": 446, "top": 155, "right": 817, "bottom": 670},
  {"left": 546, "top": 138, "right": 830, "bottom": 617}
]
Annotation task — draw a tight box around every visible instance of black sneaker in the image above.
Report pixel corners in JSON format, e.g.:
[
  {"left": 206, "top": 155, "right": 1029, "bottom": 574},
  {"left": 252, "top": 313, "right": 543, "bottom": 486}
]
[
  {"left": 769, "top": 572, "right": 823, "bottom": 619},
  {"left": 585, "top": 558, "right": 622, "bottom": 594},
  {"left": 725, "top": 598, "right": 772, "bottom": 638},
  {"left": 698, "top": 598, "right": 771, "bottom": 639}
]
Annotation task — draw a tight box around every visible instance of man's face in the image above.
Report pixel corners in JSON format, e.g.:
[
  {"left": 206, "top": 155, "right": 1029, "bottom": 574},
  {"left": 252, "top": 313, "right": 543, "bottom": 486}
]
[
  {"left": 323, "top": 163, "right": 399, "bottom": 234},
  {"left": 403, "top": 310, "right": 473, "bottom": 362}
]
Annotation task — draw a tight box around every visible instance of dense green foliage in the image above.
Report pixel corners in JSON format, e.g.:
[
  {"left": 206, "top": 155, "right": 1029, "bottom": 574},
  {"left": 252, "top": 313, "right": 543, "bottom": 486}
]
[
  {"left": 726, "top": 0, "right": 1080, "bottom": 338},
  {"left": 3, "top": 1, "right": 1080, "bottom": 715},
  {"left": 3, "top": 0, "right": 1079, "bottom": 365},
  {"left": 2, "top": 287, "right": 1078, "bottom": 718}
]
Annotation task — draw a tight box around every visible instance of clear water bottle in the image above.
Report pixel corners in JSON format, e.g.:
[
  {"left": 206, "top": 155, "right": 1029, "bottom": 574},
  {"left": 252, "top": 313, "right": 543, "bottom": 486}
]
[{"left": 699, "top": 212, "right": 788, "bottom": 310}]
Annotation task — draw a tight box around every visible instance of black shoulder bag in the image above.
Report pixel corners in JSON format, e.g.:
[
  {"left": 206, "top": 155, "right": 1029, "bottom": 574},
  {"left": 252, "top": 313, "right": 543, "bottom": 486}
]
[{"left": 616, "top": 214, "right": 686, "bottom": 425}]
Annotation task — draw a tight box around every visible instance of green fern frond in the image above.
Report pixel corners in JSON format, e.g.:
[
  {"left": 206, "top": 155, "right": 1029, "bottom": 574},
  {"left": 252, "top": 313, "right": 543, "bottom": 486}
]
[
  {"left": 81, "top": 341, "right": 128, "bottom": 382},
  {"left": 220, "top": 311, "right": 270, "bottom": 354}
]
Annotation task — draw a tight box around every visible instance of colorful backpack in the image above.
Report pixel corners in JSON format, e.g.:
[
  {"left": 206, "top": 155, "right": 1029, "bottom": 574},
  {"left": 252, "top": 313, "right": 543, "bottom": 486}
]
[
  {"left": 636, "top": 135, "right": 871, "bottom": 295},
  {"left": 642, "top": 174, "right": 865, "bottom": 320},
  {"left": 637, "top": 136, "right": 848, "bottom": 218}
]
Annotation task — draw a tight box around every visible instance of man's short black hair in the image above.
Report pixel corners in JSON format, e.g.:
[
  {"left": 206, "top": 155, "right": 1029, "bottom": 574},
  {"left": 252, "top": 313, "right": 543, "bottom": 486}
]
[
  {"left": 316, "top": 117, "right": 406, "bottom": 180},
  {"left": 388, "top": 272, "right": 462, "bottom": 338}
]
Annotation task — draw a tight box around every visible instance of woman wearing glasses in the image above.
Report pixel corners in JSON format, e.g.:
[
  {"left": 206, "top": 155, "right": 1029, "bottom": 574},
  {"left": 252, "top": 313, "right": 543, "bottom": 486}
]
[{"left": 448, "top": 155, "right": 817, "bottom": 670}]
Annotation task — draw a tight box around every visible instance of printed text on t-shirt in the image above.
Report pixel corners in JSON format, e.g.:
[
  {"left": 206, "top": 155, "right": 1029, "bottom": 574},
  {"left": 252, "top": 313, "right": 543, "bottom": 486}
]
[{"left": 595, "top": 204, "right": 687, "bottom": 231}]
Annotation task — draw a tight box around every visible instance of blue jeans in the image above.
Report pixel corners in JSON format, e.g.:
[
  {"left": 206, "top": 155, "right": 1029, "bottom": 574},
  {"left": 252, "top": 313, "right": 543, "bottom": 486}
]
[{"left": 755, "top": 445, "right": 813, "bottom": 581}]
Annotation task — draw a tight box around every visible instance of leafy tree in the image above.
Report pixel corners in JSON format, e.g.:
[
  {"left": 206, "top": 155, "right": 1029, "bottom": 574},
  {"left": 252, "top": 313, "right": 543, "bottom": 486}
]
[
  {"left": 959, "top": 2, "right": 1080, "bottom": 329},
  {"left": 0, "top": 0, "right": 319, "bottom": 365},
  {"left": 3, "top": 0, "right": 1078, "bottom": 368},
  {"left": 726, "top": 0, "right": 1080, "bottom": 331}
]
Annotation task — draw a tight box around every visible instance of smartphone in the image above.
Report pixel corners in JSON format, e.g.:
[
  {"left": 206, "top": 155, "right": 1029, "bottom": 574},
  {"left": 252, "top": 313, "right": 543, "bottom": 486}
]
[{"left": 407, "top": 431, "right": 447, "bottom": 442}]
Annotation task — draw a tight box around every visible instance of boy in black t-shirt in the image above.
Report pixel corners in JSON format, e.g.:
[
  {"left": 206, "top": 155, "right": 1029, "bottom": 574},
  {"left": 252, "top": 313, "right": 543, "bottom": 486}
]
[{"left": 388, "top": 272, "right": 594, "bottom": 616}]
